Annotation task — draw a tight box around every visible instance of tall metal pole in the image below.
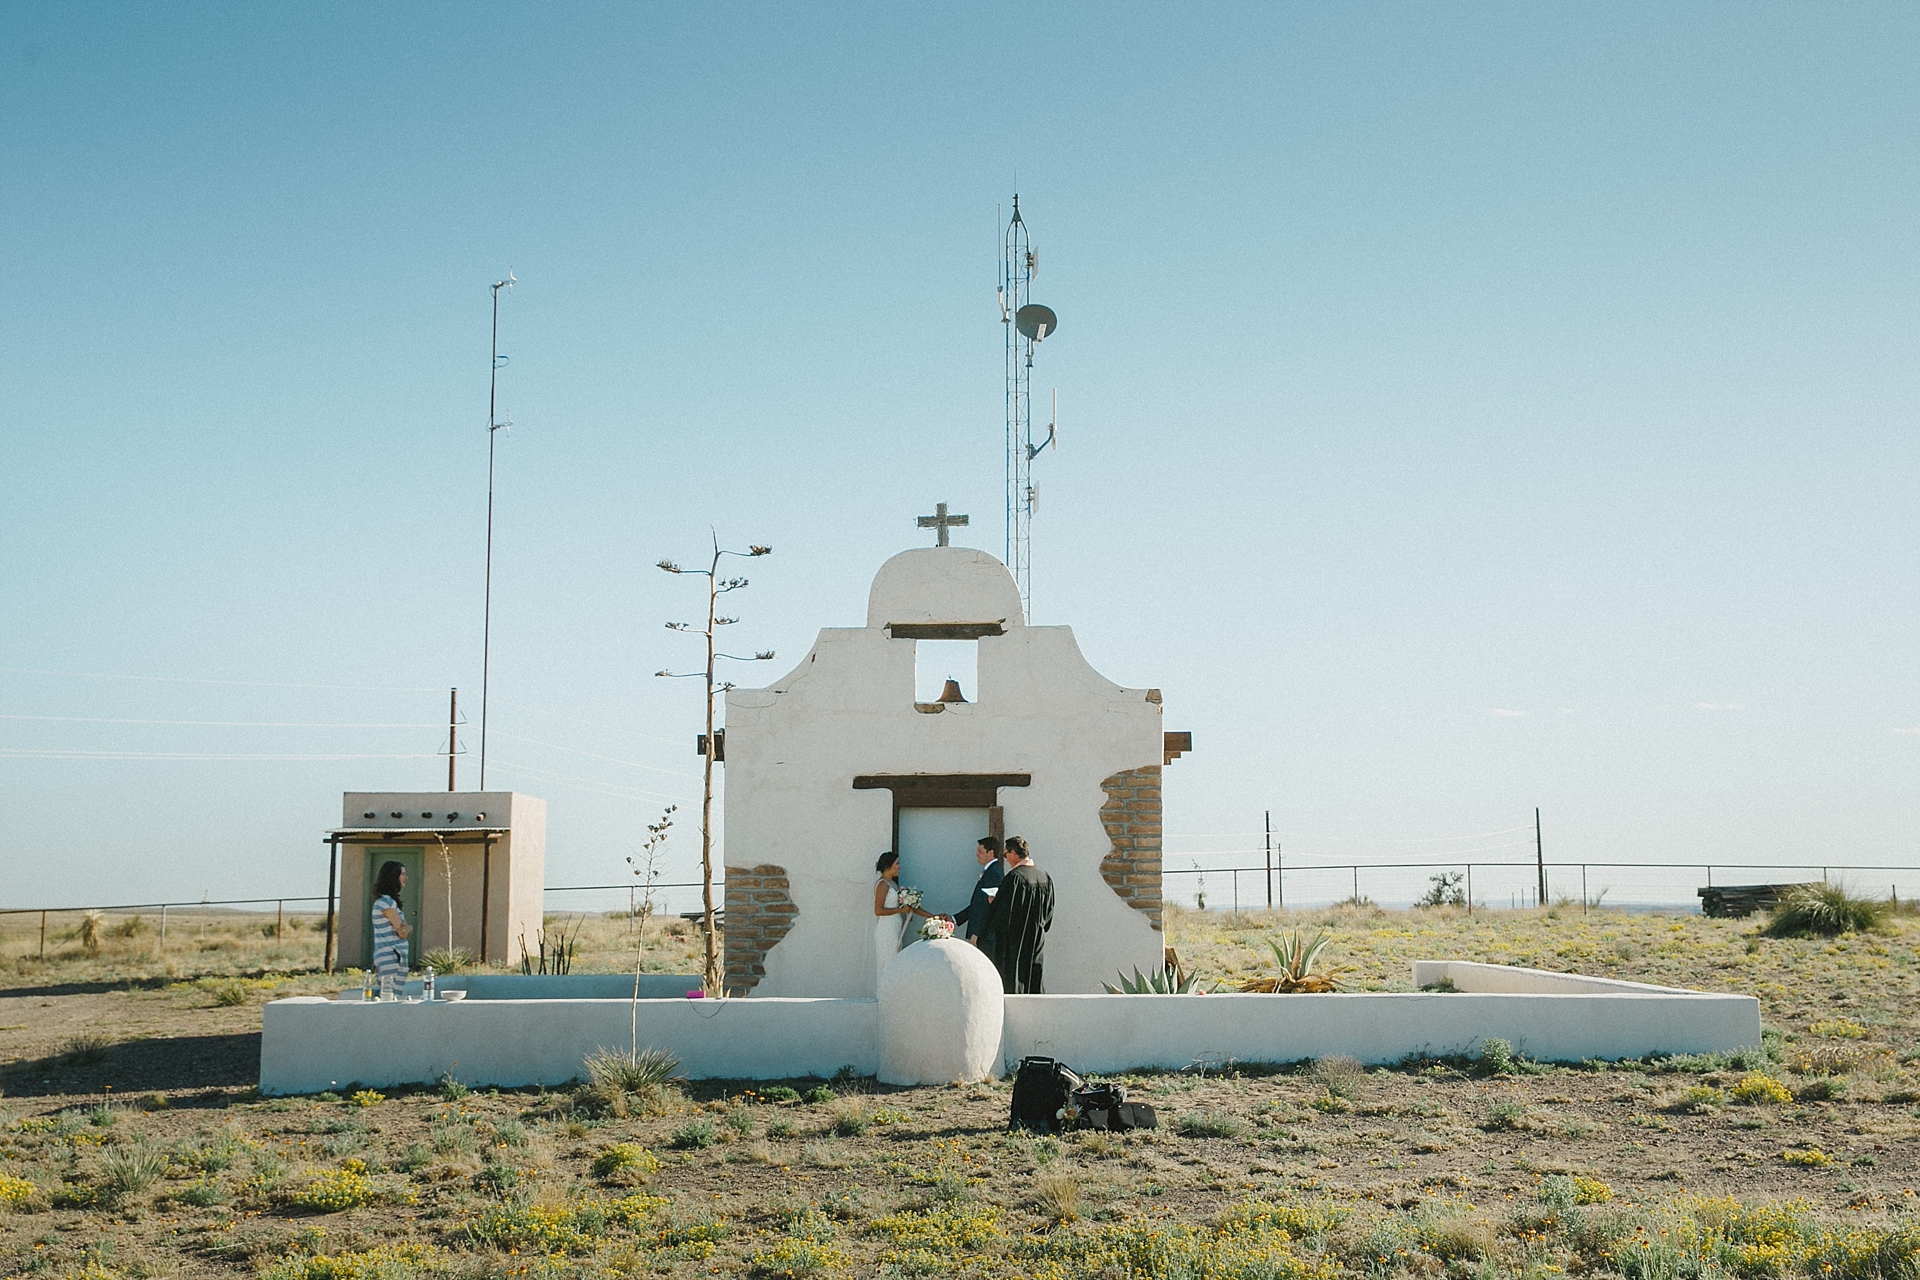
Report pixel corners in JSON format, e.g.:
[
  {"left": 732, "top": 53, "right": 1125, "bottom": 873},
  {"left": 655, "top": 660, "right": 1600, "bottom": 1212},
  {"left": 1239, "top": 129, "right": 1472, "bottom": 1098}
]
[
  {"left": 699, "top": 541, "right": 721, "bottom": 994},
  {"left": 1264, "top": 810, "right": 1273, "bottom": 909},
  {"left": 447, "top": 688, "right": 458, "bottom": 791},
  {"left": 1535, "top": 807, "right": 1547, "bottom": 907},
  {"left": 1003, "top": 197, "right": 1033, "bottom": 619},
  {"left": 481, "top": 275, "right": 511, "bottom": 788}
]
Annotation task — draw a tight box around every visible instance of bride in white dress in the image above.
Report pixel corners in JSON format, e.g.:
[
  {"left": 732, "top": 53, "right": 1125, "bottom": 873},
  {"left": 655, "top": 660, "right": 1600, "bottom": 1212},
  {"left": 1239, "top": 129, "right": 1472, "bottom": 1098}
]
[{"left": 872, "top": 851, "right": 936, "bottom": 983}]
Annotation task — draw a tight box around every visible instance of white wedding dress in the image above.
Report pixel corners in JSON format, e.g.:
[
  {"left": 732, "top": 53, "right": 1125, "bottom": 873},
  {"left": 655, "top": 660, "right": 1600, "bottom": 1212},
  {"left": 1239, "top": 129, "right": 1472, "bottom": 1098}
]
[{"left": 873, "top": 878, "right": 906, "bottom": 985}]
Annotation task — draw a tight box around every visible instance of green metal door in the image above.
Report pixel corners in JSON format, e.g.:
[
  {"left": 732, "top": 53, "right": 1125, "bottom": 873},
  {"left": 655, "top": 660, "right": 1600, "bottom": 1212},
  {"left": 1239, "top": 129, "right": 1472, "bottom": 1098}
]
[{"left": 363, "top": 848, "right": 424, "bottom": 971}]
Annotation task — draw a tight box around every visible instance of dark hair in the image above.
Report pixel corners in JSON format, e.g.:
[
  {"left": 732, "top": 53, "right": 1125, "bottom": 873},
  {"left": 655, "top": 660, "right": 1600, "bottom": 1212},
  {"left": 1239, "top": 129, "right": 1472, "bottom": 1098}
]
[
  {"left": 1003, "top": 837, "right": 1029, "bottom": 863},
  {"left": 976, "top": 835, "right": 1003, "bottom": 855},
  {"left": 373, "top": 860, "right": 406, "bottom": 907},
  {"left": 875, "top": 851, "right": 899, "bottom": 874}
]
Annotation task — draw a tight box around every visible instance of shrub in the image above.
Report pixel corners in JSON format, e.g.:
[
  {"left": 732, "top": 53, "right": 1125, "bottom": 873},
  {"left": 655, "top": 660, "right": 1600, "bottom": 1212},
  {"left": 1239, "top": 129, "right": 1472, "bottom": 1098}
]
[
  {"left": 420, "top": 946, "right": 476, "bottom": 972},
  {"left": 1420, "top": 1213, "right": 1497, "bottom": 1262},
  {"left": 1796, "top": 1076, "right": 1850, "bottom": 1102},
  {"left": 473, "top": 1165, "right": 520, "bottom": 1197},
  {"left": 259, "top": 1243, "right": 441, "bottom": 1280},
  {"left": 592, "top": 1143, "right": 661, "bottom": 1183},
  {"left": 1792, "top": 1042, "right": 1876, "bottom": 1075},
  {"left": 1782, "top": 1148, "right": 1833, "bottom": 1166},
  {"left": 1033, "top": 1171, "right": 1083, "bottom": 1222},
  {"left": 1476, "top": 1038, "right": 1516, "bottom": 1076},
  {"left": 64, "top": 1033, "right": 113, "bottom": 1064},
  {"left": 438, "top": 1074, "right": 468, "bottom": 1102},
  {"left": 349, "top": 1090, "right": 384, "bottom": 1108},
  {"left": 762, "top": 1086, "right": 800, "bottom": 1103},
  {"left": 1571, "top": 1176, "right": 1613, "bottom": 1205},
  {"left": 1310, "top": 1054, "right": 1366, "bottom": 1100},
  {"left": 1671, "top": 1084, "right": 1725, "bottom": 1114},
  {"left": 287, "top": 1168, "right": 375, "bottom": 1212},
  {"left": 671, "top": 1119, "right": 717, "bottom": 1150},
  {"left": 100, "top": 1145, "right": 168, "bottom": 1198},
  {"left": 1810, "top": 1018, "right": 1869, "bottom": 1039},
  {"left": 1175, "top": 1109, "right": 1246, "bottom": 1139},
  {"left": 0, "top": 1172, "right": 37, "bottom": 1209},
  {"left": 1730, "top": 1073, "right": 1792, "bottom": 1105},
  {"left": 205, "top": 979, "right": 251, "bottom": 1007},
  {"left": 1763, "top": 883, "right": 1891, "bottom": 937},
  {"left": 747, "top": 1238, "right": 851, "bottom": 1278},
  {"left": 178, "top": 1179, "right": 227, "bottom": 1207},
  {"left": 1484, "top": 1100, "right": 1531, "bottom": 1130},
  {"left": 585, "top": 1046, "right": 681, "bottom": 1114},
  {"left": 829, "top": 1102, "right": 869, "bottom": 1137},
  {"left": 802, "top": 1085, "right": 835, "bottom": 1104},
  {"left": 725, "top": 1107, "right": 754, "bottom": 1135}
]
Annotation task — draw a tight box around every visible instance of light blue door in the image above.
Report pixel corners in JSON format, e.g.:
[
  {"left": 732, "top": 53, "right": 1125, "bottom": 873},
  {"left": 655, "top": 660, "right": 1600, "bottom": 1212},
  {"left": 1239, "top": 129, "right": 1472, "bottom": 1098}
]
[{"left": 897, "top": 808, "right": 988, "bottom": 919}]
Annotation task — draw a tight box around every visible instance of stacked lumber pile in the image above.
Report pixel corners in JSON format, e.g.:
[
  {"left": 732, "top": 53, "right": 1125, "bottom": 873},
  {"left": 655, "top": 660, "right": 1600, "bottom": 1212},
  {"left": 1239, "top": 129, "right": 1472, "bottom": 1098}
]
[{"left": 1696, "top": 883, "right": 1811, "bottom": 918}]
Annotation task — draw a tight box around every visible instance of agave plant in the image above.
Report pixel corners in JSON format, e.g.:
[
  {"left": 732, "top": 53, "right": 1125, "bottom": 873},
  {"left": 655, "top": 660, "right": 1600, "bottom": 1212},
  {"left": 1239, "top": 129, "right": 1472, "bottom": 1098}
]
[
  {"left": 1240, "top": 929, "right": 1340, "bottom": 993},
  {"left": 1102, "top": 961, "right": 1206, "bottom": 994}
]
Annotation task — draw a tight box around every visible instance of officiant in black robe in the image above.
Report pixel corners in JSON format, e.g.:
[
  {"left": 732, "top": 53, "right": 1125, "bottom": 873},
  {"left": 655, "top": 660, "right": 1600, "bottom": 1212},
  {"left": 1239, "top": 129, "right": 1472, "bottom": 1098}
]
[{"left": 983, "top": 836, "right": 1054, "bottom": 993}]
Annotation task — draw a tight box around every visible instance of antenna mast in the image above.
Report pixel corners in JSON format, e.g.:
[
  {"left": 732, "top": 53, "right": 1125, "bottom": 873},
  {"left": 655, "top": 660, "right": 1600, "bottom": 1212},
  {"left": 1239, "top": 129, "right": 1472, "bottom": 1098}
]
[
  {"left": 480, "top": 270, "right": 513, "bottom": 788},
  {"left": 1000, "top": 195, "right": 1058, "bottom": 620}
]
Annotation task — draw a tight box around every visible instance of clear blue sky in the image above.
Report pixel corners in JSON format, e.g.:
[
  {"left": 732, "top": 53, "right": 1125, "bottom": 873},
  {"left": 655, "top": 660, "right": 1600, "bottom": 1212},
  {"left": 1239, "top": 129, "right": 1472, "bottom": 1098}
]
[{"left": 5, "top": 4, "right": 1918, "bottom": 911}]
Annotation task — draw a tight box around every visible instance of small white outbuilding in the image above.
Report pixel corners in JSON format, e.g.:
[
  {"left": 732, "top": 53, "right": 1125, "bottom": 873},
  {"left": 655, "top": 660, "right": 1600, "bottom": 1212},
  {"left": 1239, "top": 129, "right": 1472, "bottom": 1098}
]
[{"left": 721, "top": 544, "right": 1187, "bottom": 996}]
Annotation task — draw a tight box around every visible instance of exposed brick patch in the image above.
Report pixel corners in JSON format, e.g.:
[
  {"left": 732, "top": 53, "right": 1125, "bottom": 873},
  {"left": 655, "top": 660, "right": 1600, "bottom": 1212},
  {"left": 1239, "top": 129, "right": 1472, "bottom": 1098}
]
[
  {"left": 723, "top": 863, "right": 797, "bottom": 993},
  {"left": 1099, "top": 766, "right": 1163, "bottom": 932}
]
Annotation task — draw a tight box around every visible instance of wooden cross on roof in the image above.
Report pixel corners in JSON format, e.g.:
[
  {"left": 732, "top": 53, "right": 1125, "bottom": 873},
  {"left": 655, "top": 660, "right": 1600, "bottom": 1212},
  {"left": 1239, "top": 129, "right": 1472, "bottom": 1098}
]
[{"left": 916, "top": 502, "right": 969, "bottom": 547}]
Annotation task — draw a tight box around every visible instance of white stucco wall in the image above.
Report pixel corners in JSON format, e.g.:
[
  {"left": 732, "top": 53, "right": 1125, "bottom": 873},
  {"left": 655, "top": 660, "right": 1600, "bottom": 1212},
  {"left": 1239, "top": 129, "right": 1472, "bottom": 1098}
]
[
  {"left": 260, "top": 962, "right": 1762, "bottom": 1093},
  {"left": 1002, "top": 989, "right": 1761, "bottom": 1070},
  {"left": 260, "top": 996, "right": 878, "bottom": 1095},
  {"left": 724, "top": 547, "right": 1167, "bottom": 997}
]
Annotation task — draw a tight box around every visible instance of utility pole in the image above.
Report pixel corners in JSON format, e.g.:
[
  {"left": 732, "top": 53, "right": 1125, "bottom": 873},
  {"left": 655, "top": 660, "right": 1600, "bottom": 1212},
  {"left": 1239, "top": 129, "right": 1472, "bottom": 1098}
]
[
  {"left": 1535, "top": 807, "right": 1547, "bottom": 907},
  {"left": 447, "top": 688, "right": 458, "bottom": 791},
  {"left": 1263, "top": 810, "right": 1273, "bottom": 909}
]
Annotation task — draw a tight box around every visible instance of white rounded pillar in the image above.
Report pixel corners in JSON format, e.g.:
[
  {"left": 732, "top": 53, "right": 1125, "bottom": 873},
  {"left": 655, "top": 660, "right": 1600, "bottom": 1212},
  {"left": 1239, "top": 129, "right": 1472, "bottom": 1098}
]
[{"left": 877, "top": 938, "right": 1005, "bottom": 1085}]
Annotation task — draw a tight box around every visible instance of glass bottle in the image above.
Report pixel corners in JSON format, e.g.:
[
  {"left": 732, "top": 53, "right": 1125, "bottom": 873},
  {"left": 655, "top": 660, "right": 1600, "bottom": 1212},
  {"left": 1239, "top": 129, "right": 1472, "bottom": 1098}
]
[
  {"left": 423, "top": 965, "right": 435, "bottom": 1003},
  {"left": 379, "top": 973, "right": 395, "bottom": 1002}
]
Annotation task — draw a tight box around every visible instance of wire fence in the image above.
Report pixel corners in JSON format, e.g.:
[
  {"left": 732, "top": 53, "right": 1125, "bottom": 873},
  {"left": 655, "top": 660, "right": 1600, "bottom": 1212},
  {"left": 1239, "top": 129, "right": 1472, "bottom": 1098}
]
[{"left": 1160, "top": 859, "right": 1920, "bottom": 914}]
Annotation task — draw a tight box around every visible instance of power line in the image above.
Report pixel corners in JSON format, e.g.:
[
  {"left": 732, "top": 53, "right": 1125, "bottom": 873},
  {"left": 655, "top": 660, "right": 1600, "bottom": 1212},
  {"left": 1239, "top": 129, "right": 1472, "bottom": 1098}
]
[
  {"left": 0, "top": 666, "right": 441, "bottom": 693},
  {"left": 0, "top": 749, "right": 440, "bottom": 761},
  {"left": 488, "top": 730, "right": 701, "bottom": 780},
  {"left": 0, "top": 714, "right": 441, "bottom": 728}
]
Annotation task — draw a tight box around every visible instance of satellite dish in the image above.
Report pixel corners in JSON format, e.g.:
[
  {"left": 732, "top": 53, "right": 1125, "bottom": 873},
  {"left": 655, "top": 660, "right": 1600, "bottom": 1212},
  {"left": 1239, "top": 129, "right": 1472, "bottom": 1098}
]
[{"left": 1015, "top": 303, "right": 1057, "bottom": 343}]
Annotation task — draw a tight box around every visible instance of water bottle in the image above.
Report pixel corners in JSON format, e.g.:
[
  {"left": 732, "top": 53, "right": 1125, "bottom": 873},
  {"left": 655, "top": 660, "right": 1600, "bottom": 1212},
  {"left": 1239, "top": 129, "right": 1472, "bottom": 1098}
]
[
  {"left": 423, "top": 966, "right": 435, "bottom": 1003},
  {"left": 379, "top": 973, "right": 395, "bottom": 1002}
]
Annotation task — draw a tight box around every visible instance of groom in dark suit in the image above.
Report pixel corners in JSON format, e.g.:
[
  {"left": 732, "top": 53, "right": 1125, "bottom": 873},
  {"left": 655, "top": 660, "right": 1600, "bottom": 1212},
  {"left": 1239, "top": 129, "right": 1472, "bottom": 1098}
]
[{"left": 951, "top": 836, "right": 1005, "bottom": 951}]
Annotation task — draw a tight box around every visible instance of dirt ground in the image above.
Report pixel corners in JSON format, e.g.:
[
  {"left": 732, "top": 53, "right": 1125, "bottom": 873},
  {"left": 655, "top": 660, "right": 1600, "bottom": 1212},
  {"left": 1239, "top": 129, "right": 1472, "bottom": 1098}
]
[{"left": 2, "top": 906, "right": 1917, "bottom": 1279}]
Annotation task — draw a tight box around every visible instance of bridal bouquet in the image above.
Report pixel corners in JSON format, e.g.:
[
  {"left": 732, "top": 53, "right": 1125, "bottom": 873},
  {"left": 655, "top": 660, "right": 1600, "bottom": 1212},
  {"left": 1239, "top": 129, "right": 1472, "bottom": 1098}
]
[
  {"left": 919, "top": 917, "right": 954, "bottom": 941},
  {"left": 895, "top": 886, "right": 925, "bottom": 913}
]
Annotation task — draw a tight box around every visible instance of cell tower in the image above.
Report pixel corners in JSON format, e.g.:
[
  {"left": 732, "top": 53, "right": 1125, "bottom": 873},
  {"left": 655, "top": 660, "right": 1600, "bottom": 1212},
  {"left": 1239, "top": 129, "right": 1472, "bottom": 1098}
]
[{"left": 1000, "top": 194, "right": 1057, "bottom": 620}]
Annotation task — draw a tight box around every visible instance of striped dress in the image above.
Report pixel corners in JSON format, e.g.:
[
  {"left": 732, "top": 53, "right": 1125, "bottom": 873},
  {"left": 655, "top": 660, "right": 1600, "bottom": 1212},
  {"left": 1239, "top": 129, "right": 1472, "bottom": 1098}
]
[{"left": 370, "top": 895, "right": 407, "bottom": 977}]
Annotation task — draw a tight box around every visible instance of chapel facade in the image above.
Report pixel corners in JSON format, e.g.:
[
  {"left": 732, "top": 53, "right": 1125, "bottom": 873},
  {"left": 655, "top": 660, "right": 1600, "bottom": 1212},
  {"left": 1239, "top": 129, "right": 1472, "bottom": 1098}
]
[{"left": 721, "top": 545, "right": 1184, "bottom": 997}]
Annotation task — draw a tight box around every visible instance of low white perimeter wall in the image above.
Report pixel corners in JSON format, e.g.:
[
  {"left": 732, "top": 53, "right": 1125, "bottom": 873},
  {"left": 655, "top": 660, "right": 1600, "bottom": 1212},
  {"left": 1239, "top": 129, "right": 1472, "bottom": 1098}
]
[
  {"left": 1412, "top": 960, "right": 1700, "bottom": 996},
  {"left": 1003, "top": 989, "right": 1761, "bottom": 1072},
  {"left": 260, "top": 997, "right": 877, "bottom": 1096}
]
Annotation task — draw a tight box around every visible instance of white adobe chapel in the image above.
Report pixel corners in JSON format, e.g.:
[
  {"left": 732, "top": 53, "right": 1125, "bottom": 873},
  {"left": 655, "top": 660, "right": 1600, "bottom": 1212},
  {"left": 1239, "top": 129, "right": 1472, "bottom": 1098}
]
[{"left": 720, "top": 542, "right": 1190, "bottom": 997}]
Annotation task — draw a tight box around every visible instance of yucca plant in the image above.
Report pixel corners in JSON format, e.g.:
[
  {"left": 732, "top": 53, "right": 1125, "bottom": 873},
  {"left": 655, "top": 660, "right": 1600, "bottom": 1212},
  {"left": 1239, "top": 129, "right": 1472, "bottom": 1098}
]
[
  {"left": 1762, "top": 882, "right": 1891, "bottom": 938},
  {"left": 1241, "top": 930, "right": 1340, "bottom": 993},
  {"left": 420, "top": 947, "right": 477, "bottom": 973},
  {"left": 100, "top": 1144, "right": 168, "bottom": 1198}
]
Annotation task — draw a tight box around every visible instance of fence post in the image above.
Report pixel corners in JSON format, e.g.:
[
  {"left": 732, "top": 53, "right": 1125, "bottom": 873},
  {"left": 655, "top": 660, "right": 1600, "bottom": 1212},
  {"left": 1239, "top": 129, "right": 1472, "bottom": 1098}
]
[
  {"left": 1465, "top": 864, "right": 1472, "bottom": 916},
  {"left": 160, "top": 904, "right": 167, "bottom": 948},
  {"left": 1232, "top": 869, "right": 1239, "bottom": 914},
  {"left": 1352, "top": 866, "right": 1359, "bottom": 904},
  {"left": 39, "top": 910, "right": 47, "bottom": 958},
  {"left": 276, "top": 900, "right": 284, "bottom": 939},
  {"left": 1582, "top": 865, "right": 1588, "bottom": 915}
]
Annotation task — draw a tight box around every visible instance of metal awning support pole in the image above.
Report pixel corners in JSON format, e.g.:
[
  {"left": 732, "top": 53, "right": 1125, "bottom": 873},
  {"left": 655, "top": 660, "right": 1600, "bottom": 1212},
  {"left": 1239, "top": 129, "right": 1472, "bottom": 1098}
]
[
  {"left": 323, "top": 837, "right": 339, "bottom": 974},
  {"left": 480, "top": 835, "right": 495, "bottom": 965}
]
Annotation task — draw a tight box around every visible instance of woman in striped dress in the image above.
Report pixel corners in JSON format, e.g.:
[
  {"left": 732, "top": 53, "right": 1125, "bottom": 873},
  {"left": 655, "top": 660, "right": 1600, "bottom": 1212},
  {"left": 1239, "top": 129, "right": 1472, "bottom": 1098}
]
[{"left": 370, "top": 860, "right": 411, "bottom": 981}]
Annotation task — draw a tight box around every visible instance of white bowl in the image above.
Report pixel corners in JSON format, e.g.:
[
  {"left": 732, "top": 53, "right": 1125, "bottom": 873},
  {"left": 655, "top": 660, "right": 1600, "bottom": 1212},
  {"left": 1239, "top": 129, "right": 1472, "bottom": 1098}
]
[{"left": 441, "top": 990, "right": 468, "bottom": 1002}]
